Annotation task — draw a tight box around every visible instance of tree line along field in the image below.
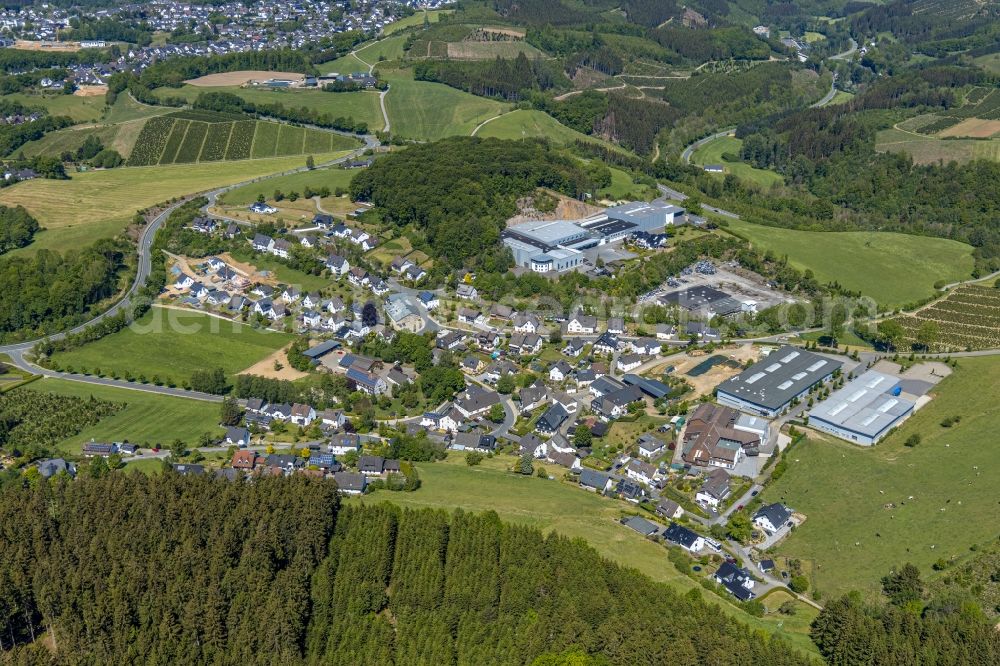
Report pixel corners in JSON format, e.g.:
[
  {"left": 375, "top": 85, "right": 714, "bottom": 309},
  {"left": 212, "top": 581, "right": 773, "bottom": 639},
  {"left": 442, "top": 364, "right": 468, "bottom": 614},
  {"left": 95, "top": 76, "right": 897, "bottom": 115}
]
[
  {"left": 889, "top": 284, "right": 1000, "bottom": 351},
  {"left": 220, "top": 165, "right": 357, "bottom": 206},
  {"left": 690, "top": 135, "right": 784, "bottom": 188},
  {"left": 359, "top": 453, "right": 821, "bottom": 655},
  {"left": 723, "top": 220, "right": 975, "bottom": 309},
  {"left": 126, "top": 111, "right": 356, "bottom": 166},
  {"left": 152, "top": 84, "right": 386, "bottom": 131},
  {"left": 19, "top": 377, "right": 224, "bottom": 453},
  {"left": 763, "top": 355, "right": 1000, "bottom": 602},
  {"left": 48, "top": 308, "right": 295, "bottom": 389}
]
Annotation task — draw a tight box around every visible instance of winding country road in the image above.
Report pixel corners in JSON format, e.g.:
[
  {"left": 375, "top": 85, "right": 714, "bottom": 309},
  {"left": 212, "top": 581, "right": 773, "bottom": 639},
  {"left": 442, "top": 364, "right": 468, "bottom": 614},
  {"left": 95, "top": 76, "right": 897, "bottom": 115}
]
[
  {"left": 0, "top": 132, "right": 379, "bottom": 395},
  {"left": 681, "top": 127, "right": 735, "bottom": 165}
]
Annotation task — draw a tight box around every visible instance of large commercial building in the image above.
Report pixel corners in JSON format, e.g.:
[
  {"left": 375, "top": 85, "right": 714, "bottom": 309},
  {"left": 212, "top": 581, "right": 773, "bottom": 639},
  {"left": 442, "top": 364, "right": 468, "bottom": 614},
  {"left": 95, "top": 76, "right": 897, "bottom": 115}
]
[
  {"left": 807, "top": 370, "right": 915, "bottom": 445},
  {"left": 604, "top": 201, "right": 685, "bottom": 231},
  {"left": 502, "top": 201, "right": 686, "bottom": 273},
  {"left": 716, "top": 346, "right": 842, "bottom": 417},
  {"left": 661, "top": 285, "right": 750, "bottom": 318}
]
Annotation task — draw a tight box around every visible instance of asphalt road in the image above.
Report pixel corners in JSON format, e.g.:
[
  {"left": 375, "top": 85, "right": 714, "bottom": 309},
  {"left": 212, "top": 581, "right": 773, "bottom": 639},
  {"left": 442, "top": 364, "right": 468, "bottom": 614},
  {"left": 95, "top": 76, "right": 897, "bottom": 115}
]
[
  {"left": 681, "top": 127, "right": 736, "bottom": 165},
  {"left": 0, "top": 130, "right": 379, "bottom": 396}
]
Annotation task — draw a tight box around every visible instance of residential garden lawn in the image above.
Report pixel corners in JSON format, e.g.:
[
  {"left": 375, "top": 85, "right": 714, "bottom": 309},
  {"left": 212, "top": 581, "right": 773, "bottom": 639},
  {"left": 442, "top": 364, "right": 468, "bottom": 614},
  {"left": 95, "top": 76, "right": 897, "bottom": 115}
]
[
  {"left": 152, "top": 84, "right": 386, "bottom": 131},
  {"left": 221, "top": 165, "right": 357, "bottom": 205},
  {"left": 26, "top": 377, "right": 224, "bottom": 453},
  {"left": 50, "top": 309, "right": 294, "bottom": 386},
  {"left": 723, "top": 219, "right": 975, "bottom": 309},
  {"left": 382, "top": 70, "right": 509, "bottom": 141},
  {"left": 5, "top": 91, "right": 106, "bottom": 123},
  {"left": 0, "top": 151, "right": 345, "bottom": 254},
  {"left": 602, "top": 413, "right": 671, "bottom": 452},
  {"left": 123, "top": 458, "right": 167, "bottom": 475},
  {"left": 356, "top": 451, "right": 819, "bottom": 655},
  {"left": 691, "top": 136, "right": 783, "bottom": 188},
  {"left": 762, "top": 355, "right": 1000, "bottom": 601},
  {"left": 381, "top": 8, "right": 453, "bottom": 35}
]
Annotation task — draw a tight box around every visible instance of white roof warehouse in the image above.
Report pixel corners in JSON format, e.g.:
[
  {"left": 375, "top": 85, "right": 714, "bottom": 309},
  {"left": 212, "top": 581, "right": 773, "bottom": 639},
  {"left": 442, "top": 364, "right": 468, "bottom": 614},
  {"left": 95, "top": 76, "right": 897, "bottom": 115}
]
[
  {"left": 807, "top": 370, "right": 915, "bottom": 445},
  {"left": 716, "top": 346, "right": 842, "bottom": 417}
]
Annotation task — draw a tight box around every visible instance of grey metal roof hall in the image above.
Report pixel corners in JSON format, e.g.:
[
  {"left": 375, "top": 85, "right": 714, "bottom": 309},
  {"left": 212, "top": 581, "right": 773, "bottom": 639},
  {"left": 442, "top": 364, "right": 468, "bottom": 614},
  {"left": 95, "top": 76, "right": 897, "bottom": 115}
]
[
  {"left": 807, "top": 370, "right": 915, "bottom": 440},
  {"left": 717, "top": 346, "right": 842, "bottom": 412}
]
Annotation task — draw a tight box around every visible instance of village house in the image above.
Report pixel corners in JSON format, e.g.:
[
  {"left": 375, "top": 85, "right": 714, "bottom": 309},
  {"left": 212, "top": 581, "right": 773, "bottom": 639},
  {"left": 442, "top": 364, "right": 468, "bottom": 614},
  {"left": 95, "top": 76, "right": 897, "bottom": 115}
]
[
  {"left": 513, "top": 313, "right": 540, "bottom": 334},
  {"left": 579, "top": 469, "right": 613, "bottom": 494},
  {"left": 663, "top": 522, "right": 705, "bottom": 553},
  {"left": 753, "top": 503, "right": 793, "bottom": 534},
  {"left": 566, "top": 312, "right": 597, "bottom": 335},
  {"left": 696, "top": 468, "right": 732, "bottom": 508}
]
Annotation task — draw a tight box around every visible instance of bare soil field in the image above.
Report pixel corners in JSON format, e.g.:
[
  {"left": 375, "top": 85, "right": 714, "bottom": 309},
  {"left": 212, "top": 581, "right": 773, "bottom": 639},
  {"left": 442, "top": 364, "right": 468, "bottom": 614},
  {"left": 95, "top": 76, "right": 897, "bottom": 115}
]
[
  {"left": 215, "top": 252, "right": 279, "bottom": 285},
  {"left": 938, "top": 117, "right": 1000, "bottom": 138},
  {"left": 14, "top": 39, "right": 80, "bottom": 51},
  {"left": 238, "top": 344, "right": 309, "bottom": 380},
  {"left": 74, "top": 85, "right": 108, "bottom": 97},
  {"left": 185, "top": 71, "right": 305, "bottom": 87}
]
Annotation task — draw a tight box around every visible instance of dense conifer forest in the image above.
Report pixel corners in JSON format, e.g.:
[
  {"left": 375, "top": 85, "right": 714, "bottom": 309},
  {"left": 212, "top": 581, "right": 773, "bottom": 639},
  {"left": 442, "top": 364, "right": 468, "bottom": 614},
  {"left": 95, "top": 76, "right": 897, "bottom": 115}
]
[{"left": 0, "top": 473, "right": 813, "bottom": 665}]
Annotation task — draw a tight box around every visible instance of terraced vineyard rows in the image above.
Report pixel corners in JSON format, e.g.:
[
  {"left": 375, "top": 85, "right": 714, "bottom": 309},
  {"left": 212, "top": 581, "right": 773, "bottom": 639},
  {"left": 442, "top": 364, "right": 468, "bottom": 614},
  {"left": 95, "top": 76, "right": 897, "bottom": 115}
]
[
  {"left": 125, "top": 110, "right": 352, "bottom": 166},
  {"left": 891, "top": 285, "right": 1000, "bottom": 351}
]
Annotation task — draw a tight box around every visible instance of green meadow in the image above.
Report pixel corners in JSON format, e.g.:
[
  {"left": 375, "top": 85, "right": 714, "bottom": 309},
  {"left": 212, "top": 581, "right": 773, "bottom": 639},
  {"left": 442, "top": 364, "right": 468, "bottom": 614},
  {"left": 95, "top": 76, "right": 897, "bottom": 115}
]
[
  {"left": 50, "top": 309, "right": 294, "bottom": 386},
  {"left": 724, "top": 219, "right": 974, "bottom": 309},
  {"left": 763, "top": 356, "right": 1000, "bottom": 600}
]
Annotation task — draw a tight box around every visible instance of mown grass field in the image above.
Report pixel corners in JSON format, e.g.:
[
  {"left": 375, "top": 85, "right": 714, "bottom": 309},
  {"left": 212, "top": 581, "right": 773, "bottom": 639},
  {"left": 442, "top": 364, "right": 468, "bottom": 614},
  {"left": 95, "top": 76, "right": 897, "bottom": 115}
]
[
  {"left": 13, "top": 120, "right": 144, "bottom": 159},
  {"left": 152, "top": 84, "right": 385, "bottom": 131},
  {"left": 26, "top": 377, "right": 224, "bottom": 452},
  {"left": 221, "top": 165, "right": 357, "bottom": 205},
  {"left": 104, "top": 94, "right": 175, "bottom": 123},
  {"left": 0, "top": 151, "right": 346, "bottom": 254},
  {"left": 596, "top": 164, "right": 658, "bottom": 201},
  {"left": 381, "top": 8, "right": 453, "bottom": 35},
  {"left": 4, "top": 91, "right": 106, "bottom": 123},
  {"left": 50, "top": 309, "right": 294, "bottom": 386},
  {"left": 357, "top": 452, "right": 820, "bottom": 655},
  {"left": 763, "top": 356, "right": 1000, "bottom": 601},
  {"left": 474, "top": 108, "right": 589, "bottom": 143},
  {"left": 383, "top": 70, "right": 508, "bottom": 140},
  {"left": 691, "top": 136, "right": 783, "bottom": 188},
  {"left": 724, "top": 219, "right": 975, "bottom": 309}
]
